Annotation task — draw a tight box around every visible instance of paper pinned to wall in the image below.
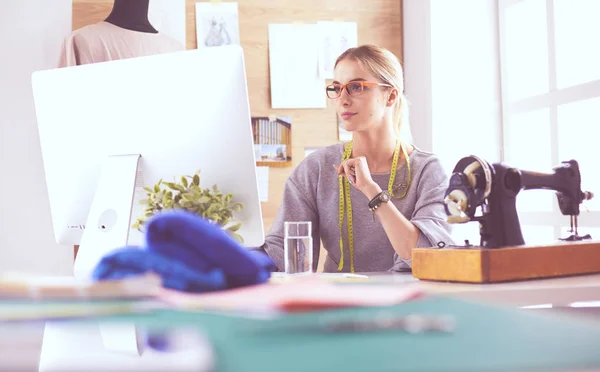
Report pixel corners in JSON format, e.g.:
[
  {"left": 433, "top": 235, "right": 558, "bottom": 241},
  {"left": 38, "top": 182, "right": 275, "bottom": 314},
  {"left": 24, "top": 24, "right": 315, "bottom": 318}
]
[
  {"left": 148, "top": 0, "right": 187, "bottom": 47},
  {"left": 317, "top": 21, "right": 358, "bottom": 79},
  {"left": 195, "top": 2, "right": 241, "bottom": 48},
  {"left": 268, "top": 24, "right": 326, "bottom": 109},
  {"left": 304, "top": 147, "right": 322, "bottom": 158},
  {"left": 256, "top": 166, "right": 269, "bottom": 202}
]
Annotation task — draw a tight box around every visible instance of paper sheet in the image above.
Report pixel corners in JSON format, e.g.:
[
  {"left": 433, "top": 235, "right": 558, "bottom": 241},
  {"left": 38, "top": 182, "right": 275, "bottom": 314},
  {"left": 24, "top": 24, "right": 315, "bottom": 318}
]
[
  {"left": 158, "top": 277, "right": 424, "bottom": 313},
  {"left": 256, "top": 166, "right": 269, "bottom": 202},
  {"left": 195, "top": 2, "right": 241, "bottom": 48},
  {"left": 148, "top": 0, "right": 187, "bottom": 48},
  {"left": 337, "top": 114, "right": 352, "bottom": 141},
  {"left": 304, "top": 147, "right": 322, "bottom": 158},
  {"left": 268, "top": 24, "right": 326, "bottom": 109},
  {"left": 317, "top": 21, "right": 358, "bottom": 79}
]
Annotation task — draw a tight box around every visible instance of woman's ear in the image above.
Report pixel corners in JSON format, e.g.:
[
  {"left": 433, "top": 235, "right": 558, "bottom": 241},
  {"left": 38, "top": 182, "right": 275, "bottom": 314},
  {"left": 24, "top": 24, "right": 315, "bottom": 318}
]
[{"left": 386, "top": 88, "right": 399, "bottom": 107}]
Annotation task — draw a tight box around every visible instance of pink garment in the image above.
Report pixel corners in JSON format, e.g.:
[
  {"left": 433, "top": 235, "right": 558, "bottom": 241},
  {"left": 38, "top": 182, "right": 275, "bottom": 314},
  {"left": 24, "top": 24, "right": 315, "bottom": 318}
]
[
  {"left": 158, "top": 276, "right": 425, "bottom": 313},
  {"left": 58, "top": 21, "right": 184, "bottom": 67}
]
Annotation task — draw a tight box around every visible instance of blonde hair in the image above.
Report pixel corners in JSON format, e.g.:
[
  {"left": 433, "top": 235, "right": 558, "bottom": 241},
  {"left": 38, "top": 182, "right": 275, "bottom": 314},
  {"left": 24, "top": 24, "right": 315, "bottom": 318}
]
[{"left": 335, "top": 45, "right": 412, "bottom": 143}]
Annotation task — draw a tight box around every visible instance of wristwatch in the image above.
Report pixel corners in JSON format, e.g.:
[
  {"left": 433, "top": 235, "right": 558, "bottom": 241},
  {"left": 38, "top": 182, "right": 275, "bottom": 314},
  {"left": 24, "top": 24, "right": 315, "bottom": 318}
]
[{"left": 368, "top": 190, "right": 390, "bottom": 213}]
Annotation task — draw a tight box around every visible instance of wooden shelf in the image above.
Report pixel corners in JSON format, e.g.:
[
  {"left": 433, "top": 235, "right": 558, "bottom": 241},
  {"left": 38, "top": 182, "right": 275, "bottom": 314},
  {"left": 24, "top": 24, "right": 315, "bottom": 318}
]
[
  {"left": 412, "top": 240, "right": 600, "bottom": 283},
  {"left": 256, "top": 161, "right": 292, "bottom": 168}
]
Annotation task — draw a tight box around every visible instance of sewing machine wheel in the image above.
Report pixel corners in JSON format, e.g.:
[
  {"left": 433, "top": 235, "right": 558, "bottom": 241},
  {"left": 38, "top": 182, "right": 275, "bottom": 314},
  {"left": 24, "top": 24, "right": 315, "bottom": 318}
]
[
  {"left": 460, "top": 155, "right": 492, "bottom": 199},
  {"left": 444, "top": 156, "right": 493, "bottom": 222}
]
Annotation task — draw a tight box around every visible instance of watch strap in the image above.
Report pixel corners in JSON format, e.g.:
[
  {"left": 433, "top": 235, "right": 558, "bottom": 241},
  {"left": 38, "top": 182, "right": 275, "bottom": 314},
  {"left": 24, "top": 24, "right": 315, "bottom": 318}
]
[{"left": 368, "top": 190, "right": 390, "bottom": 212}]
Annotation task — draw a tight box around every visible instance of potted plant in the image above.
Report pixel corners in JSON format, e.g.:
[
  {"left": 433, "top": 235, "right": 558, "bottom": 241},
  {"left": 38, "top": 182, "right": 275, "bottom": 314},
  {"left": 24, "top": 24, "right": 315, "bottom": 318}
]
[{"left": 132, "top": 170, "right": 245, "bottom": 243}]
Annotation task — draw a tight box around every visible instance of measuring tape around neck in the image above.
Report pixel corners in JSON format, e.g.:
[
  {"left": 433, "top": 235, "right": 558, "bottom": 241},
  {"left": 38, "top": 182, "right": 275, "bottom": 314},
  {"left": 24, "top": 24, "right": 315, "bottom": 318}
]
[{"left": 337, "top": 139, "right": 411, "bottom": 272}]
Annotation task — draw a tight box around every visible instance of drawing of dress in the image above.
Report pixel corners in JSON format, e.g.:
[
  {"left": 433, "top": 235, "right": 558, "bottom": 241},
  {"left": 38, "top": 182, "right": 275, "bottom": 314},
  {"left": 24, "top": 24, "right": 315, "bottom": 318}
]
[
  {"left": 204, "top": 17, "right": 232, "bottom": 47},
  {"left": 323, "top": 36, "right": 333, "bottom": 74},
  {"left": 338, "top": 36, "right": 349, "bottom": 58}
]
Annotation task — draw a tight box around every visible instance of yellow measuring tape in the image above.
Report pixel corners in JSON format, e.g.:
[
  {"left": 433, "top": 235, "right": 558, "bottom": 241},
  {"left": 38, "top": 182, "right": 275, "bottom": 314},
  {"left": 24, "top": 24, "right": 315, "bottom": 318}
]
[{"left": 337, "top": 139, "right": 411, "bottom": 272}]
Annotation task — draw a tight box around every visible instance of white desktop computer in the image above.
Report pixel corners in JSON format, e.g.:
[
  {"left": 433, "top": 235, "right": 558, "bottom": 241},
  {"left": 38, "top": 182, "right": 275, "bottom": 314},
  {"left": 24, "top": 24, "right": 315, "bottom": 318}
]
[
  {"left": 32, "top": 44, "right": 265, "bottom": 276},
  {"left": 31, "top": 45, "right": 264, "bottom": 371}
]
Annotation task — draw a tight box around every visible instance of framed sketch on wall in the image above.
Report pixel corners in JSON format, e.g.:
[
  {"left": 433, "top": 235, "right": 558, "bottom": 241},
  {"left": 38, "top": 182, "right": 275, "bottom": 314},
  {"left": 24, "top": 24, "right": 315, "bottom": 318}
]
[
  {"left": 195, "top": 2, "right": 240, "bottom": 48},
  {"left": 252, "top": 116, "right": 292, "bottom": 167}
]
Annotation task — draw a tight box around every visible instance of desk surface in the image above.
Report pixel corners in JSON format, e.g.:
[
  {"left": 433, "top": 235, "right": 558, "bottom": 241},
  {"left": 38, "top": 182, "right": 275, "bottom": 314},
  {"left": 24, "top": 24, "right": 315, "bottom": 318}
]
[
  {"left": 358, "top": 272, "right": 600, "bottom": 307},
  {"left": 3, "top": 273, "right": 600, "bottom": 371}
]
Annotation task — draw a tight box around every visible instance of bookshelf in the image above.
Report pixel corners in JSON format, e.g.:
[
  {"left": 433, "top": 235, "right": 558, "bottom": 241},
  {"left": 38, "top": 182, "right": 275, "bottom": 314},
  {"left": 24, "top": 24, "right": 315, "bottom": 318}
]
[{"left": 252, "top": 116, "right": 292, "bottom": 167}]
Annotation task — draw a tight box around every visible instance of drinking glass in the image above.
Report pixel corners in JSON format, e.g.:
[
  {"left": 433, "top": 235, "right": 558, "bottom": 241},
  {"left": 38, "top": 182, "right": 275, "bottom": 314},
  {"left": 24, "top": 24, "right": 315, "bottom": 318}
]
[{"left": 284, "top": 221, "right": 313, "bottom": 274}]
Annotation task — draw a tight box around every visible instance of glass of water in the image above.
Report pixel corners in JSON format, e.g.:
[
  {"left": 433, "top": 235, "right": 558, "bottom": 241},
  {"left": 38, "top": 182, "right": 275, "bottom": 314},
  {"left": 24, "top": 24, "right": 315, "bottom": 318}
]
[{"left": 284, "top": 221, "right": 313, "bottom": 275}]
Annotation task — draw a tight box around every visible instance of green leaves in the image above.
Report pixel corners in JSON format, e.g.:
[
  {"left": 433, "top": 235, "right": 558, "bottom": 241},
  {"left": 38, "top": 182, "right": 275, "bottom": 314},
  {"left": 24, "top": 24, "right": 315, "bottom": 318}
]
[{"left": 131, "top": 169, "right": 245, "bottom": 243}]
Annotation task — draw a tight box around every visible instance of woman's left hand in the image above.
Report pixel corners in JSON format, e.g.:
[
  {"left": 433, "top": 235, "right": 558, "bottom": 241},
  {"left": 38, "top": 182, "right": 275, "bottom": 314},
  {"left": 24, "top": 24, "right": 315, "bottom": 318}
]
[{"left": 333, "top": 157, "right": 381, "bottom": 198}]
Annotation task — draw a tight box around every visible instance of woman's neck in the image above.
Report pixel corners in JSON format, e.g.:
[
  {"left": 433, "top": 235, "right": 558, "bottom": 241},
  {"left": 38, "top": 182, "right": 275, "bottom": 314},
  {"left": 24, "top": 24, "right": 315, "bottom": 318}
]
[
  {"left": 350, "top": 126, "right": 399, "bottom": 173},
  {"left": 105, "top": 0, "right": 157, "bottom": 33}
]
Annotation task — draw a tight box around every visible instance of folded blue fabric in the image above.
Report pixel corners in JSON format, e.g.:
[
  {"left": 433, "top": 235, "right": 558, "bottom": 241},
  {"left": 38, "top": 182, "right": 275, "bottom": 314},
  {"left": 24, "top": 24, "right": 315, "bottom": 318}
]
[
  {"left": 92, "top": 247, "right": 227, "bottom": 292},
  {"left": 145, "top": 211, "right": 275, "bottom": 288},
  {"left": 92, "top": 210, "right": 275, "bottom": 293}
]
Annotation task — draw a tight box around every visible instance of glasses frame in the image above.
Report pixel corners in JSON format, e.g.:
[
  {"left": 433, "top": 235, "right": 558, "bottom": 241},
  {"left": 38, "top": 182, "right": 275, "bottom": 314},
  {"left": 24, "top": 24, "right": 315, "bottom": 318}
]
[{"left": 325, "top": 81, "right": 393, "bottom": 99}]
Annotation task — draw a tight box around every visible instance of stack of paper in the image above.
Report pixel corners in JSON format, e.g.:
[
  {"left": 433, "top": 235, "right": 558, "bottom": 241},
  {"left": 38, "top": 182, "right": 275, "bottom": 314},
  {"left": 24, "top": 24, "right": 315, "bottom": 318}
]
[
  {"left": 0, "top": 273, "right": 163, "bottom": 321},
  {"left": 0, "top": 272, "right": 161, "bottom": 300}
]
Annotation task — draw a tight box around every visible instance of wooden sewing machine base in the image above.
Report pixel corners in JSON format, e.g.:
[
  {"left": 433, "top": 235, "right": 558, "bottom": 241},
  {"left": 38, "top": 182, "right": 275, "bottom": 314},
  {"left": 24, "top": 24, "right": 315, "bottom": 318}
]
[{"left": 411, "top": 240, "right": 600, "bottom": 283}]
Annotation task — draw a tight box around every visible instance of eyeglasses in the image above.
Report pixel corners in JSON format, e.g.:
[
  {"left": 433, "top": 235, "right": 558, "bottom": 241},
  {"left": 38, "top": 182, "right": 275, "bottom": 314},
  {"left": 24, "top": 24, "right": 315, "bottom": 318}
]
[{"left": 325, "top": 81, "right": 393, "bottom": 99}]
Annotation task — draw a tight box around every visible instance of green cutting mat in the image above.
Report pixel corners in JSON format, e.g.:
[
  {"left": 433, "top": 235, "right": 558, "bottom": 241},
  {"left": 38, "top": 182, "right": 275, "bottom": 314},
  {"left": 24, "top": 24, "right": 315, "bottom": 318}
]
[{"left": 85, "top": 295, "right": 600, "bottom": 372}]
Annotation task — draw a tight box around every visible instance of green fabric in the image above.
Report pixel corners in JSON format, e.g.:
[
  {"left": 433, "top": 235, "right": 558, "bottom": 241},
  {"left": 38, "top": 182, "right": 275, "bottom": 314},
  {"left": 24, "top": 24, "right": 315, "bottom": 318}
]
[{"left": 83, "top": 295, "right": 600, "bottom": 372}]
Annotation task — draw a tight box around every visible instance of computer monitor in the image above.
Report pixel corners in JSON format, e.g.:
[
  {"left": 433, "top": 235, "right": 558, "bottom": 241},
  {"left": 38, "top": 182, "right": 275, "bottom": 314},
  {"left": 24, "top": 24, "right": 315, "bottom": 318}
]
[{"left": 31, "top": 45, "right": 265, "bottom": 256}]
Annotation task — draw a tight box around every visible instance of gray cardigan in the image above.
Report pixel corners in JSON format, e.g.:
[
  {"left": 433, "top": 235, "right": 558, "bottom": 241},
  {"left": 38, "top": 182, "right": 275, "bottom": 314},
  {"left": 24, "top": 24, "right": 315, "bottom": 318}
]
[{"left": 261, "top": 143, "right": 454, "bottom": 273}]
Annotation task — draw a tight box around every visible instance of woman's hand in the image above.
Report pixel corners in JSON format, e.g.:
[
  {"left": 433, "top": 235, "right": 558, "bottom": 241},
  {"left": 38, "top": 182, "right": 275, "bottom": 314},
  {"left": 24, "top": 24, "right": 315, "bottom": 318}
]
[{"left": 333, "top": 157, "right": 382, "bottom": 199}]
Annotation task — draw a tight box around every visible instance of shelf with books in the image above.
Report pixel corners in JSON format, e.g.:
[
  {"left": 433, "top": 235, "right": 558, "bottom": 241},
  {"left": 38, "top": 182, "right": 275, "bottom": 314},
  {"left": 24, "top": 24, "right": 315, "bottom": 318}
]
[{"left": 251, "top": 115, "right": 292, "bottom": 167}]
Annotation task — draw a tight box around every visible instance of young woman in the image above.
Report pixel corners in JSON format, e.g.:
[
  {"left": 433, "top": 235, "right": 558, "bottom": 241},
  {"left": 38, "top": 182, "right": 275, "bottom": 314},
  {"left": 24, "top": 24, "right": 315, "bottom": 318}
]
[{"left": 261, "top": 45, "right": 454, "bottom": 273}]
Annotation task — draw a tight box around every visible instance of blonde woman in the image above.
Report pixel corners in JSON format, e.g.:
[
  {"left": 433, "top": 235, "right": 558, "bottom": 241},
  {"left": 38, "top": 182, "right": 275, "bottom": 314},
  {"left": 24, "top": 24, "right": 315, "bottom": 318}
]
[{"left": 261, "top": 45, "right": 454, "bottom": 273}]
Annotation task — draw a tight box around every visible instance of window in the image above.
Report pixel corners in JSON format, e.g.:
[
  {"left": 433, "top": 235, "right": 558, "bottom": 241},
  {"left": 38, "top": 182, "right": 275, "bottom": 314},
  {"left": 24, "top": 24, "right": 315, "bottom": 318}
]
[
  {"left": 424, "top": 0, "right": 503, "bottom": 246},
  {"left": 499, "top": 0, "right": 600, "bottom": 243}
]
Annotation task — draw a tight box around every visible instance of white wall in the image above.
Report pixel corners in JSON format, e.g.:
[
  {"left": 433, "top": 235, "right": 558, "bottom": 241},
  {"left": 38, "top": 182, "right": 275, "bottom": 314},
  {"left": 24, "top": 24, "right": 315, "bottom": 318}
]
[
  {"left": 404, "top": 0, "right": 502, "bottom": 167},
  {"left": 429, "top": 0, "right": 503, "bottom": 172},
  {"left": 0, "top": 0, "right": 73, "bottom": 275},
  {"left": 403, "top": 0, "right": 503, "bottom": 243},
  {"left": 403, "top": 0, "right": 433, "bottom": 152}
]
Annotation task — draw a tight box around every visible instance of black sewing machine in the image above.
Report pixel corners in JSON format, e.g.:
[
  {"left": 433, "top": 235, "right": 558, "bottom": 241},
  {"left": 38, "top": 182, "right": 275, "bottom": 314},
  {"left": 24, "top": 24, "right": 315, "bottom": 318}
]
[{"left": 443, "top": 156, "right": 594, "bottom": 248}]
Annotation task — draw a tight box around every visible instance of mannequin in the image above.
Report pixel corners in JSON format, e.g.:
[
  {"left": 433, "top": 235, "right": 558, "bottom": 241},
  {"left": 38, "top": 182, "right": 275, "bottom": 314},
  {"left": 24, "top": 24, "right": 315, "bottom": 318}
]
[
  {"left": 105, "top": 0, "right": 158, "bottom": 34},
  {"left": 58, "top": 0, "right": 184, "bottom": 67}
]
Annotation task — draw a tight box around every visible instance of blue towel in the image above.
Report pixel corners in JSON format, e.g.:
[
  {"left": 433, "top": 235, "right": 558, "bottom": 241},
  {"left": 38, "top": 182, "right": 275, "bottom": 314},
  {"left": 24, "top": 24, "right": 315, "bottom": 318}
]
[
  {"left": 92, "top": 210, "right": 276, "bottom": 293},
  {"left": 92, "top": 247, "right": 227, "bottom": 292},
  {"left": 145, "top": 211, "right": 274, "bottom": 287}
]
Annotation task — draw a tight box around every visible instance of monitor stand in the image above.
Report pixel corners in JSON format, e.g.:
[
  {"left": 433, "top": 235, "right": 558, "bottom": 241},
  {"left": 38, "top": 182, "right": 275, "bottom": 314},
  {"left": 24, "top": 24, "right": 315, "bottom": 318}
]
[
  {"left": 73, "top": 154, "right": 142, "bottom": 281},
  {"left": 39, "top": 154, "right": 208, "bottom": 371},
  {"left": 73, "top": 154, "right": 142, "bottom": 357},
  {"left": 40, "top": 155, "right": 212, "bottom": 371}
]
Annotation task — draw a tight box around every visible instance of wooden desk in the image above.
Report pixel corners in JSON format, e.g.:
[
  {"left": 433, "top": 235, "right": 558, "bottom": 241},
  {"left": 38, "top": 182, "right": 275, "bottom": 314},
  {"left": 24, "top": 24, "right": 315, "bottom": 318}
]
[{"left": 416, "top": 273, "right": 600, "bottom": 307}]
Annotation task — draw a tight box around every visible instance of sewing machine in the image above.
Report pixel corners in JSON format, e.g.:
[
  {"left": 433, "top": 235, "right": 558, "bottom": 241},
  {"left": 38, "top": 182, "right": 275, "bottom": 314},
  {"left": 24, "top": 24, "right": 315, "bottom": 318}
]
[
  {"left": 443, "top": 156, "right": 594, "bottom": 248},
  {"left": 411, "top": 156, "right": 600, "bottom": 283}
]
